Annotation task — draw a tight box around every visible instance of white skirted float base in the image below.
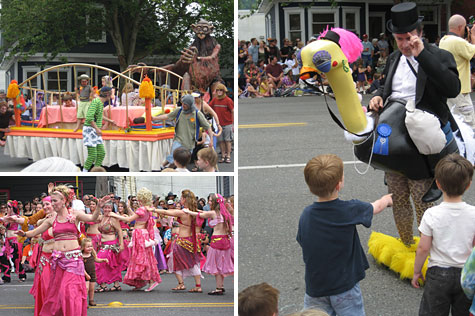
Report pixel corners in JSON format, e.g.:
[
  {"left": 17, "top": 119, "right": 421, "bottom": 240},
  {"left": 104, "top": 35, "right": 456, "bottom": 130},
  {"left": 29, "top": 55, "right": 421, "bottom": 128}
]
[{"left": 5, "top": 135, "right": 173, "bottom": 172}]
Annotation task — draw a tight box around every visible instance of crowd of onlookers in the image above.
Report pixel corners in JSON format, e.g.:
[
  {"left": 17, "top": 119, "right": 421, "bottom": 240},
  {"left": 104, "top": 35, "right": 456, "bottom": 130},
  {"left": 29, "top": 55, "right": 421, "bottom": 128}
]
[{"left": 238, "top": 31, "right": 475, "bottom": 99}]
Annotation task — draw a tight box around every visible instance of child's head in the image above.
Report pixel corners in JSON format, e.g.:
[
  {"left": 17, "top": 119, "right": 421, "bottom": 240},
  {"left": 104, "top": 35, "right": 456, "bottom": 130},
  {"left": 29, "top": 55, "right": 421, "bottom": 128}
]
[
  {"left": 173, "top": 146, "right": 191, "bottom": 168},
  {"left": 81, "top": 238, "right": 93, "bottom": 254},
  {"left": 304, "top": 154, "right": 344, "bottom": 198},
  {"left": 435, "top": 153, "right": 473, "bottom": 197},
  {"left": 197, "top": 147, "right": 217, "bottom": 170},
  {"left": 373, "top": 73, "right": 381, "bottom": 80},
  {"left": 238, "top": 283, "right": 280, "bottom": 316}
]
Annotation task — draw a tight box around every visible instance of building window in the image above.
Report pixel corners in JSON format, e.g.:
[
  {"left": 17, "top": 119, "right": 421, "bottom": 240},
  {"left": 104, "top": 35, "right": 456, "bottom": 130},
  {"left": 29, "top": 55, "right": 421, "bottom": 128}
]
[
  {"left": 342, "top": 7, "right": 360, "bottom": 36},
  {"left": 308, "top": 8, "right": 338, "bottom": 37},
  {"left": 47, "top": 71, "right": 68, "bottom": 92},
  {"left": 22, "top": 67, "right": 41, "bottom": 93},
  {"left": 284, "top": 8, "right": 305, "bottom": 43}
]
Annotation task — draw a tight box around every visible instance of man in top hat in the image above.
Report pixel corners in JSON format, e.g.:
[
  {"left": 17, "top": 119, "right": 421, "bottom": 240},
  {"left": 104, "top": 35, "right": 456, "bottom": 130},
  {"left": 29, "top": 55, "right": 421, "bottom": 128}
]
[
  {"left": 439, "top": 14, "right": 475, "bottom": 129},
  {"left": 153, "top": 94, "right": 213, "bottom": 170},
  {"left": 368, "top": 2, "right": 460, "bottom": 246},
  {"left": 73, "top": 74, "right": 95, "bottom": 133}
]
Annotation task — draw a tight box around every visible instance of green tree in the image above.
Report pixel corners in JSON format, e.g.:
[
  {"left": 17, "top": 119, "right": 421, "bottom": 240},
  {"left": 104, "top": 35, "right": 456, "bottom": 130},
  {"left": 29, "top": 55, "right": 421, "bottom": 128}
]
[{"left": 0, "top": 0, "right": 233, "bottom": 71}]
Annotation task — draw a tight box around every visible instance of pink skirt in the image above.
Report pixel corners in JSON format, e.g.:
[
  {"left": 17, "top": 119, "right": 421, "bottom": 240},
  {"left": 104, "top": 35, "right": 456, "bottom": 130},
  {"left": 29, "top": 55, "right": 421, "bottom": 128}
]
[
  {"left": 29, "top": 252, "right": 52, "bottom": 316},
  {"left": 39, "top": 249, "right": 87, "bottom": 316},
  {"left": 96, "top": 239, "right": 122, "bottom": 284},
  {"left": 202, "top": 235, "right": 234, "bottom": 276},
  {"left": 123, "top": 229, "right": 161, "bottom": 288},
  {"left": 119, "top": 238, "right": 130, "bottom": 271}
]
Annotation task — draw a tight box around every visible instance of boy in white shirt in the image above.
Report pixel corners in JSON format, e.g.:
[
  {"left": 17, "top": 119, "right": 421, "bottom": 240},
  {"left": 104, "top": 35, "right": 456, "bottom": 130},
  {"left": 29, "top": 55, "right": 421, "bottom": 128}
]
[{"left": 412, "top": 153, "right": 475, "bottom": 315}]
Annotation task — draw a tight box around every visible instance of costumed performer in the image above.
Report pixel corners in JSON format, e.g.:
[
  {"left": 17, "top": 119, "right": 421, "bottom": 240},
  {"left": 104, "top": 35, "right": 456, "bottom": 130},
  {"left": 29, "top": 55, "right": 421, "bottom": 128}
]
[
  {"left": 85, "top": 197, "right": 101, "bottom": 251},
  {"left": 117, "top": 201, "right": 131, "bottom": 271},
  {"left": 28, "top": 196, "right": 55, "bottom": 316},
  {"left": 367, "top": 1, "right": 461, "bottom": 265},
  {"left": 156, "top": 189, "right": 203, "bottom": 293},
  {"left": 16, "top": 185, "right": 108, "bottom": 316},
  {"left": 184, "top": 193, "right": 234, "bottom": 295},
  {"left": 0, "top": 201, "right": 27, "bottom": 282},
  {"left": 82, "top": 86, "right": 117, "bottom": 172},
  {"left": 108, "top": 187, "right": 161, "bottom": 292},
  {"left": 95, "top": 201, "right": 124, "bottom": 292}
]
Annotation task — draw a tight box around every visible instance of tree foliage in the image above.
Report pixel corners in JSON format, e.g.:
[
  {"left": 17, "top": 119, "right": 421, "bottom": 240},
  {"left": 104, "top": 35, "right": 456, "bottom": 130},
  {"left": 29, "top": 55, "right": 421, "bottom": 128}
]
[{"left": 0, "top": 0, "right": 233, "bottom": 71}]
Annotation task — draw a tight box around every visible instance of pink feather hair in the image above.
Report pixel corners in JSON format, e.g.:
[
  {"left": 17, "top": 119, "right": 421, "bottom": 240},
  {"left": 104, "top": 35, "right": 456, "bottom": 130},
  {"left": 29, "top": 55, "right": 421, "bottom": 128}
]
[{"left": 318, "top": 27, "right": 363, "bottom": 63}]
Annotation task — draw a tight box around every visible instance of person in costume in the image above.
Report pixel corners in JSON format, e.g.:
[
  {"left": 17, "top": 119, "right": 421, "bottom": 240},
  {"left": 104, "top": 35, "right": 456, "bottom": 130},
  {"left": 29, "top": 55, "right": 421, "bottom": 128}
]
[
  {"left": 95, "top": 201, "right": 124, "bottom": 292},
  {"left": 0, "top": 201, "right": 27, "bottom": 282},
  {"left": 153, "top": 94, "right": 214, "bottom": 169},
  {"left": 184, "top": 193, "right": 234, "bottom": 295},
  {"left": 155, "top": 189, "right": 203, "bottom": 293},
  {"left": 368, "top": 2, "right": 461, "bottom": 246},
  {"left": 16, "top": 185, "right": 108, "bottom": 316},
  {"left": 28, "top": 196, "right": 55, "bottom": 316},
  {"left": 107, "top": 187, "right": 161, "bottom": 292},
  {"left": 117, "top": 201, "right": 131, "bottom": 271},
  {"left": 85, "top": 197, "right": 101, "bottom": 251},
  {"left": 82, "top": 86, "right": 116, "bottom": 172}
]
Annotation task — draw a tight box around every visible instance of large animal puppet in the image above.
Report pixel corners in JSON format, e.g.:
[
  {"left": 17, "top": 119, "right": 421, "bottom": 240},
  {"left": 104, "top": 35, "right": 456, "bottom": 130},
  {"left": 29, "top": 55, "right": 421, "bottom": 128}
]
[
  {"left": 298, "top": 28, "right": 472, "bottom": 181},
  {"left": 298, "top": 27, "right": 474, "bottom": 280}
]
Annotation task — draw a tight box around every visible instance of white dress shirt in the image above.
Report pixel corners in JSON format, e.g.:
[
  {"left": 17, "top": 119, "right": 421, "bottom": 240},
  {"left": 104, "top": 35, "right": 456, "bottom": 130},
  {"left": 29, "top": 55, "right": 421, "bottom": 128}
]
[{"left": 390, "top": 55, "right": 418, "bottom": 102}]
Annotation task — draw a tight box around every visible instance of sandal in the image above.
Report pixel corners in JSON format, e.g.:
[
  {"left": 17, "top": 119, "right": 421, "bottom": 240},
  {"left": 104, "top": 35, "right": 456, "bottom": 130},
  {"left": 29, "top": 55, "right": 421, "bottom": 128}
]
[
  {"left": 218, "top": 156, "right": 225, "bottom": 163},
  {"left": 95, "top": 285, "right": 108, "bottom": 293},
  {"left": 172, "top": 282, "right": 186, "bottom": 291},
  {"left": 144, "top": 281, "right": 159, "bottom": 292},
  {"left": 225, "top": 156, "right": 231, "bottom": 163},
  {"left": 110, "top": 285, "right": 122, "bottom": 291},
  {"left": 89, "top": 300, "right": 97, "bottom": 306},
  {"left": 208, "top": 288, "right": 224, "bottom": 295},
  {"left": 188, "top": 285, "right": 202, "bottom": 293}
]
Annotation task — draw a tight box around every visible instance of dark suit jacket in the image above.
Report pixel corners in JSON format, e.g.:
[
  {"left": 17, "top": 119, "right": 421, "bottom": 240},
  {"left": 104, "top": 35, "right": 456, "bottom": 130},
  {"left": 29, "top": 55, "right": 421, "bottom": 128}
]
[{"left": 375, "top": 41, "right": 460, "bottom": 125}]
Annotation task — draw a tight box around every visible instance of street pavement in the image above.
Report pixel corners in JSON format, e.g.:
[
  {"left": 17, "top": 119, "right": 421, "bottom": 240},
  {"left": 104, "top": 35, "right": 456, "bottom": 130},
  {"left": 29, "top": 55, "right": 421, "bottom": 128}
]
[
  {"left": 238, "top": 94, "right": 475, "bottom": 315},
  {"left": 0, "top": 145, "right": 234, "bottom": 172},
  {"left": 0, "top": 271, "right": 233, "bottom": 315}
]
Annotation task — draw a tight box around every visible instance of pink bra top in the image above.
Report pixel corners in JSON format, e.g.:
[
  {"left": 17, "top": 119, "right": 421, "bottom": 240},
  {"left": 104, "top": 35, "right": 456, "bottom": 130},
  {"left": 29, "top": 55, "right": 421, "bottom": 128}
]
[
  {"left": 208, "top": 214, "right": 224, "bottom": 228},
  {"left": 98, "top": 218, "right": 114, "bottom": 234},
  {"left": 42, "top": 228, "right": 54, "bottom": 241},
  {"left": 120, "top": 221, "right": 129, "bottom": 229},
  {"left": 6, "top": 221, "right": 19, "bottom": 231},
  {"left": 53, "top": 217, "right": 79, "bottom": 241},
  {"left": 135, "top": 207, "right": 150, "bottom": 223}
]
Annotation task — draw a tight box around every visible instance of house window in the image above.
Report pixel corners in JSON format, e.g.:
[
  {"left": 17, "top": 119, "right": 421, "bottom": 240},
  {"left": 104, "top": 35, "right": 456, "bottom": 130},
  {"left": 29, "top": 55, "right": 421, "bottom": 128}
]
[
  {"left": 342, "top": 7, "right": 360, "bottom": 35},
  {"left": 308, "top": 8, "right": 338, "bottom": 37},
  {"left": 22, "top": 67, "right": 41, "bottom": 93},
  {"left": 284, "top": 8, "right": 305, "bottom": 43},
  {"left": 47, "top": 71, "right": 68, "bottom": 92}
]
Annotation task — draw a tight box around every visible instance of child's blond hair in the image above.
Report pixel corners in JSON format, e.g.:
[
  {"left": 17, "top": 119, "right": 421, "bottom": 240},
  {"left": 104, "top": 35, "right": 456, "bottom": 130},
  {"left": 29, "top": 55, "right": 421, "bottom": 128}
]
[
  {"left": 198, "top": 147, "right": 217, "bottom": 169},
  {"left": 304, "top": 154, "right": 343, "bottom": 197}
]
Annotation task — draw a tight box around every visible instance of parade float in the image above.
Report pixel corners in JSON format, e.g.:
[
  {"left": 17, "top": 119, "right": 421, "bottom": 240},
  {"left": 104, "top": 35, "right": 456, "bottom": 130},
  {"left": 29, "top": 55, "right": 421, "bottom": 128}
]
[{"left": 5, "top": 63, "right": 190, "bottom": 171}]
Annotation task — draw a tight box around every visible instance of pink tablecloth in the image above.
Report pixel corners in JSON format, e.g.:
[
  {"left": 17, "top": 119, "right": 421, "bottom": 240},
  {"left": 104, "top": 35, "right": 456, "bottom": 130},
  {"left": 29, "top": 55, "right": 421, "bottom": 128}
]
[{"left": 38, "top": 106, "right": 146, "bottom": 129}]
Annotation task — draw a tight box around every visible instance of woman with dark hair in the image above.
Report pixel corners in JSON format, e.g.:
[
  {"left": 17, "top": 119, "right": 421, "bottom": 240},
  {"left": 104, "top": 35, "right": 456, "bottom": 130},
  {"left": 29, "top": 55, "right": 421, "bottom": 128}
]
[
  {"left": 156, "top": 189, "right": 203, "bottom": 293},
  {"left": 23, "top": 201, "right": 33, "bottom": 217},
  {"left": 0, "top": 201, "right": 27, "bottom": 282},
  {"left": 85, "top": 197, "right": 101, "bottom": 251},
  {"left": 184, "top": 194, "right": 234, "bottom": 295},
  {"left": 95, "top": 201, "right": 124, "bottom": 292}
]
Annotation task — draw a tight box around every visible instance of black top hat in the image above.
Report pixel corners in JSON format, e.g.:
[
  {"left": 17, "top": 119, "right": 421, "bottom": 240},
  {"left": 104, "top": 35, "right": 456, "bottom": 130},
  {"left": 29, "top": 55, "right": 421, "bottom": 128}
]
[{"left": 387, "top": 2, "right": 424, "bottom": 34}]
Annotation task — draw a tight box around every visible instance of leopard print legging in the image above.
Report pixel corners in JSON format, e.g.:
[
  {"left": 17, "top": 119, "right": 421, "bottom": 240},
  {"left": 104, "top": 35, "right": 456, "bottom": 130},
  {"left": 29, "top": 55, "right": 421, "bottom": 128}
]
[{"left": 385, "top": 172, "right": 434, "bottom": 246}]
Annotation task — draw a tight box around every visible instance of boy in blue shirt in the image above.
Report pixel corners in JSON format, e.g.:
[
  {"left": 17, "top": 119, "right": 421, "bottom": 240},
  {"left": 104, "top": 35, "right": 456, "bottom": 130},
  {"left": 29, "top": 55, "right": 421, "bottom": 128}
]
[{"left": 297, "top": 154, "right": 392, "bottom": 316}]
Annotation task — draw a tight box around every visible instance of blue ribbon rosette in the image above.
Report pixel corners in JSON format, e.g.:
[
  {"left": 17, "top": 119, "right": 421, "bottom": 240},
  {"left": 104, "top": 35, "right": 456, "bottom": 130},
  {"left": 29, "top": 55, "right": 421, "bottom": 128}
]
[{"left": 373, "top": 123, "right": 391, "bottom": 155}]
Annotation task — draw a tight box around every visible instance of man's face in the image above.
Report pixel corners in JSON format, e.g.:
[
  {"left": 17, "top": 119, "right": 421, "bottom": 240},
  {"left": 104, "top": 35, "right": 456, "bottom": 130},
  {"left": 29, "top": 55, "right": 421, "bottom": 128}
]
[
  {"left": 80, "top": 79, "right": 88, "bottom": 86},
  {"left": 0, "top": 105, "right": 7, "bottom": 114},
  {"left": 394, "top": 29, "right": 420, "bottom": 57},
  {"left": 182, "top": 101, "right": 190, "bottom": 111},
  {"left": 271, "top": 57, "right": 277, "bottom": 65},
  {"left": 83, "top": 195, "right": 90, "bottom": 206}
]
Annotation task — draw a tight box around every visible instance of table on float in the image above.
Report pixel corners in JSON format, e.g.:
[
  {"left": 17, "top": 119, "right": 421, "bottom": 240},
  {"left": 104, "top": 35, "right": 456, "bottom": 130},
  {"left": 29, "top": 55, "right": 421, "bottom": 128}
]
[{"left": 37, "top": 106, "right": 146, "bottom": 128}]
